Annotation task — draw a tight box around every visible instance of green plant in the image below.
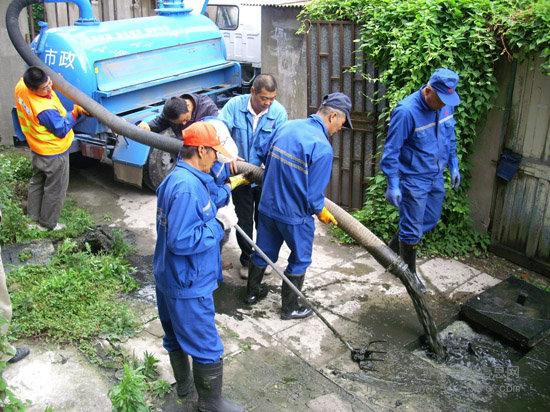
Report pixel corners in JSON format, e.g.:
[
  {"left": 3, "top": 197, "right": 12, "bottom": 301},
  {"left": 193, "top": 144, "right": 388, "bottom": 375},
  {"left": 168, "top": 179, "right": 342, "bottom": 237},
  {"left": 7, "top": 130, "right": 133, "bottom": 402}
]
[
  {"left": 8, "top": 239, "right": 139, "bottom": 344},
  {"left": 148, "top": 380, "right": 171, "bottom": 399},
  {"left": 109, "top": 364, "right": 149, "bottom": 412},
  {"left": 301, "top": 0, "right": 548, "bottom": 256},
  {"left": 110, "top": 354, "right": 173, "bottom": 409},
  {"left": 17, "top": 249, "right": 33, "bottom": 262},
  {"left": 111, "top": 229, "right": 135, "bottom": 258}
]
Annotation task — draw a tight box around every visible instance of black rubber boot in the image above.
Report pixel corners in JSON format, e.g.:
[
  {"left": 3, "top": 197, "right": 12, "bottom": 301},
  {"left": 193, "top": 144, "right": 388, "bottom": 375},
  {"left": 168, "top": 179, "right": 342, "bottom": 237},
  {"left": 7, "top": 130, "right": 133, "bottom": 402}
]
[
  {"left": 388, "top": 232, "right": 399, "bottom": 254},
  {"left": 400, "top": 242, "right": 427, "bottom": 294},
  {"left": 193, "top": 360, "right": 244, "bottom": 412},
  {"left": 168, "top": 350, "right": 195, "bottom": 398},
  {"left": 244, "top": 263, "right": 268, "bottom": 305},
  {"left": 280, "top": 275, "right": 313, "bottom": 320}
]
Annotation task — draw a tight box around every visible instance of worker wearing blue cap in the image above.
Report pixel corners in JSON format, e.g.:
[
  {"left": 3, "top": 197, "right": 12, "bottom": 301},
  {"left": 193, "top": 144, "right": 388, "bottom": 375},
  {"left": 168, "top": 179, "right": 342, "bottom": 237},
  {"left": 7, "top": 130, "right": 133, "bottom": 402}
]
[
  {"left": 244, "top": 92, "right": 352, "bottom": 320},
  {"left": 380, "top": 68, "right": 461, "bottom": 292}
]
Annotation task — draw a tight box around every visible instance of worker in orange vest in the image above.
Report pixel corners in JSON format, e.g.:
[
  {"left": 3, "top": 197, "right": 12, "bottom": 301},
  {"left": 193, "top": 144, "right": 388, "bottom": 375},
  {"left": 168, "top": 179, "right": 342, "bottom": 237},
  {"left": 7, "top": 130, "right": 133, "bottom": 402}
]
[{"left": 14, "top": 66, "right": 88, "bottom": 231}]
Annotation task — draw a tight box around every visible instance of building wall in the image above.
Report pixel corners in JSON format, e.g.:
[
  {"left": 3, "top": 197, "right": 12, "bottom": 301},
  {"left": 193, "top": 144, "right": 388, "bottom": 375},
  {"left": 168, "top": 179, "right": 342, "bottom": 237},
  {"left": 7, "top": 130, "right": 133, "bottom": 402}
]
[
  {"left": 0, "top": 2, "right": 29, "bottom": 146},
  {"left": 261, "top": 7, "right": 307, "bottom": 120}
]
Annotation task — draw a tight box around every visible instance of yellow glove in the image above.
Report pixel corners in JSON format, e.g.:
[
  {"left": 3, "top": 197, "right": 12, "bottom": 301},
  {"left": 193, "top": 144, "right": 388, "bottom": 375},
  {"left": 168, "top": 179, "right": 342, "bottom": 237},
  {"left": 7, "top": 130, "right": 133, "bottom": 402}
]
[
  {"left": 227, "top": 174, "right": 250, "bottom": 190},
  {"left": 72, "top": 105, "right": 89, "bottom": 117},
  {"left": 317, "top": 207, "right": 337, "bottom": 225},
  {"left": 137, "top": 121, "right": 151, "bottom": 131}
]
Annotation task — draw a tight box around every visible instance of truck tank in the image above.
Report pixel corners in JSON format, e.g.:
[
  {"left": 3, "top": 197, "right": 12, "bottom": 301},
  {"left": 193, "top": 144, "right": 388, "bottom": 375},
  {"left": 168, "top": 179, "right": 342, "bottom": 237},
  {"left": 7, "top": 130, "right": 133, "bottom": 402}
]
[{"left": 14, "top": 0, "right": 241, "bottom": 189}]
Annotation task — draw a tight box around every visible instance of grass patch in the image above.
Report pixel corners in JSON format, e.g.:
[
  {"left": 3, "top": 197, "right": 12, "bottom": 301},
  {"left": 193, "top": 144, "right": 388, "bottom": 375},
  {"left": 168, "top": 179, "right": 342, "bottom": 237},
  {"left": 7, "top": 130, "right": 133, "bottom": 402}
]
[
  {"left": 0, "top": 149, "right": 93, "bottom": 245},
  {"left": 8, "top": 239, "right": 140, "bottom": 344}
]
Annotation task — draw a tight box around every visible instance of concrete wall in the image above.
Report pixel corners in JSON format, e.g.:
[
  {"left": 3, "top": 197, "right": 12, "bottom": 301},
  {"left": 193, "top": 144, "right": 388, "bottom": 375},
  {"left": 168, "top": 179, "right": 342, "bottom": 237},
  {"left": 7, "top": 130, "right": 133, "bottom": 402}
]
[
  {"left": 468, "top": 59, "right": 515, "bottom": 232},
  {"left": 0, "top": 3, "right": 29, "bottom": 146},
  {"left": 261, "top": 7, "right": 307, "bottom": 120}
]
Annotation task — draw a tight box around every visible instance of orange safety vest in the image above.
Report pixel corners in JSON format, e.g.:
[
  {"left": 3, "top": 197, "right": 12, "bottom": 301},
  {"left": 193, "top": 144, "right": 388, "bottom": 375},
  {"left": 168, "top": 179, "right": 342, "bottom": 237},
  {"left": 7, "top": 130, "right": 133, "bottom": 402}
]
[{"left": 14, "top": 78, "right": 74, "bottom": 156}]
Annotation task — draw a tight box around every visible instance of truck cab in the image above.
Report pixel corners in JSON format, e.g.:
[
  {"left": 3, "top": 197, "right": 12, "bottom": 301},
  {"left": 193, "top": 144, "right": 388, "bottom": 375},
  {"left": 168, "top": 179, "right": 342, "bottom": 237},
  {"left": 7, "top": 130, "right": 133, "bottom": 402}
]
[{"left": 205, "top": 0, "right": 261, "bottom": 82}]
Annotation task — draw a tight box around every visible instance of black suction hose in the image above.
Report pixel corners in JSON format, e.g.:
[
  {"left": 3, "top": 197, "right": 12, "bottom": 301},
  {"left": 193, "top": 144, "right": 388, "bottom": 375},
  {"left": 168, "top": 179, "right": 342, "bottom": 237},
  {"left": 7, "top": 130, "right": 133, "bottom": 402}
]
[
  {"left": 7, "top": 0, "right": 445, "bottom": 359},
  {"left": 236, "top": 161, "right": 446, "bottom": 359},
  {"left": 6, "top": 0, "right": 181, "bottom": 156}
]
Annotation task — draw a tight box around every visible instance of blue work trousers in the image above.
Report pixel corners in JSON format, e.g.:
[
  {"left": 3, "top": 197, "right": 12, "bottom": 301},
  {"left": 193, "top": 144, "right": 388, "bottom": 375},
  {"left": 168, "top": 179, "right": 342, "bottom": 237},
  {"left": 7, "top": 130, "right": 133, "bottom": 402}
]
[
  {"left": 156, "top": 287, "right": 223, "bottom": 364},
  {"left": 251, "top": 213, "right": 314, "bottom": 275},
  {"left": 399, "top": 174, "right": 446, "bottom": 245}
]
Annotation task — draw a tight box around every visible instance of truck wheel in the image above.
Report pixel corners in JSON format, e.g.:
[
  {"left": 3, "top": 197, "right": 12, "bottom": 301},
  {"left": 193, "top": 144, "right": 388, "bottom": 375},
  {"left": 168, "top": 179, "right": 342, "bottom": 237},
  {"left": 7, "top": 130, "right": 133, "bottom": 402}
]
[{"left": 143, "top": 148, "right": 177, "bottom": 191}]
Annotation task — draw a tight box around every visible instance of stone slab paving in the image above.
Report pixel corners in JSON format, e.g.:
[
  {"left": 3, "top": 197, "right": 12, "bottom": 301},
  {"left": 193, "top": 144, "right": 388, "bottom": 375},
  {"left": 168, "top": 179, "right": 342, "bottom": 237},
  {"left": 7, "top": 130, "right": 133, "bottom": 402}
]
[{"left": 4, "top": 345, "right": 112, "bottom": 411}]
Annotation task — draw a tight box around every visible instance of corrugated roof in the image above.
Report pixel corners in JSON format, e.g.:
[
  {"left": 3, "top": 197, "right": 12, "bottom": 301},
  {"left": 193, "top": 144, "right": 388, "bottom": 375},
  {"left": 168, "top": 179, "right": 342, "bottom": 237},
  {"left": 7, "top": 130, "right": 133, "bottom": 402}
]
[{"left": 240, "top": 0, "right": 310, "bottom": 7}]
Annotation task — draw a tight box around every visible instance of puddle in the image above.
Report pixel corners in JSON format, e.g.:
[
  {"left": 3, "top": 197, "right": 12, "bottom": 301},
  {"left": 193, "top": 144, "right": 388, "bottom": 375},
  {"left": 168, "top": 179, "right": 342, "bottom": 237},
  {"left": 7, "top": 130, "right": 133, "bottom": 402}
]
[{"left": 332, "top": 320, "right": 549, "bottom": 410}]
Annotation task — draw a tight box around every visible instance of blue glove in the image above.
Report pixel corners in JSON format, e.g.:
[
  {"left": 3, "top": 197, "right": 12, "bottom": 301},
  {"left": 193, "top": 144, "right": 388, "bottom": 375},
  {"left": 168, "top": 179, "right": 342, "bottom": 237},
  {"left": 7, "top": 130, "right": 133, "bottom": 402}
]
[
  {"left": 451, "top": 168, "right": 461, "bottom": 190},
  {"left": 385, "top": 177, "right": 402, "bottom": 207}
]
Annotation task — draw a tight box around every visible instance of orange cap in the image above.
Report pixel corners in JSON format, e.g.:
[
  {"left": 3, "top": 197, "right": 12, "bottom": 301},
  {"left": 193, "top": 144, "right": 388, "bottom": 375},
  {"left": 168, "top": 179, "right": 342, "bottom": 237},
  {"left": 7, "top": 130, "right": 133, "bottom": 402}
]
[{"left": 182, "top": 122, "right": 233, "bottom": 160}]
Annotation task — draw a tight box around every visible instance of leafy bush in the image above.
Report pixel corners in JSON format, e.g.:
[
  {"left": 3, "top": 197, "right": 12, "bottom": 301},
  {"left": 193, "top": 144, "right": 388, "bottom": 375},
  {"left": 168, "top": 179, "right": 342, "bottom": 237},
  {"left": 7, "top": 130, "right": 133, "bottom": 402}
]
[{"left": 302, "top": 0, "right": 549, "bottom": 255}]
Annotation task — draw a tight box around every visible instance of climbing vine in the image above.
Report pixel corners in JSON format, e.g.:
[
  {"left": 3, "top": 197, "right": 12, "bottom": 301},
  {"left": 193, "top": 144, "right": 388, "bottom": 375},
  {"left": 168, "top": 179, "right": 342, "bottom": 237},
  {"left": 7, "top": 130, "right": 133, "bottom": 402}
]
[{"left": 300, "top": 0, "right": 549, "bottom": 256}]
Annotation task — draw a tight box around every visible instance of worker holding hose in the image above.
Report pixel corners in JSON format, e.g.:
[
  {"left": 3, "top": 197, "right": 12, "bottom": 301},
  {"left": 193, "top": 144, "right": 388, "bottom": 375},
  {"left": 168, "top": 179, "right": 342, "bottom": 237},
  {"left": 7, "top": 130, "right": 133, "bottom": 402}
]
[
  {"left": 153, "top": 122, "right": 244, "bottom": 411},
  {"left": 244, "top": 92, "right": 353, "bottom": 320},
  {"left": 380, "top": 68, "right": 462, "bottom": 293}
]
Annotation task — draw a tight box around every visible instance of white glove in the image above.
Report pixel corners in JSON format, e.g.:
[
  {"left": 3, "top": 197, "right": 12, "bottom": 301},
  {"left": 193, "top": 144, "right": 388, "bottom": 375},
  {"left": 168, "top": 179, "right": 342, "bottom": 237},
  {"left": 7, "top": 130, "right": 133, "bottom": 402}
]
[{"left": 216, "top": 201, "right": 238, "bottom": 231}]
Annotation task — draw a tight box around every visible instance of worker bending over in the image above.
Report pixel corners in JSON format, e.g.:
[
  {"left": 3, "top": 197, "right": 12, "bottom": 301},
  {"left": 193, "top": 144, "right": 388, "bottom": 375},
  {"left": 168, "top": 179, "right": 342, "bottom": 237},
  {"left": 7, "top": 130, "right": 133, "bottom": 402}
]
[
  {"left": 153, "top": 122, "right": 246, "bottom": 411},
  {"left": 244, "top": 93, "right": 352, "bottom": 320},
  {"left": 380, "top": 68, "right": 462, "bottom": 292},
  {"left": 138, "top": 93, "right": 218, "bottom": 136}
]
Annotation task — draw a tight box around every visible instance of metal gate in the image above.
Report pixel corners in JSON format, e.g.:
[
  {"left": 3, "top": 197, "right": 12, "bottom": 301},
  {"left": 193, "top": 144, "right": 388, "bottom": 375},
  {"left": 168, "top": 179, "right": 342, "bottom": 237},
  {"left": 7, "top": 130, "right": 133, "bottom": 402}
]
[
  {"left": 306, "top": 21, "right": 383, "bottom": 210},
  {"left": 490, "top": 59, "right": 550, "bottom": 275}
]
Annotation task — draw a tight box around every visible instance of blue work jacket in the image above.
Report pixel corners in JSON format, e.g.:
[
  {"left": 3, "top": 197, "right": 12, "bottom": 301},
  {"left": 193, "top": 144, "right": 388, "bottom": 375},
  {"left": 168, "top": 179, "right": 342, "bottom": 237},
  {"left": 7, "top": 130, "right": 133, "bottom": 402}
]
[
  {"left": 258, "top": 114, "right": 333, "bottom": 225},
  {"left": 380, "top": 87, "right": 459, "bottom": 181},
  {"left": 218, "top": 94, "right": 287, "bottom": 166},
  {"left": 153, "top": 161, "right": 224, "bottom": 298}
]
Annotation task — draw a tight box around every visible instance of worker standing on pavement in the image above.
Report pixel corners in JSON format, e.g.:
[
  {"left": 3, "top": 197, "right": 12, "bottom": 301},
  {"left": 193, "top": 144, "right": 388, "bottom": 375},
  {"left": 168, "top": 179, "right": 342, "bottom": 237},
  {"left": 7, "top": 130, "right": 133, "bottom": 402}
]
[
  {"left": 244, "top": 93, "right": 352, "bottom": 320},
  {"left": 218, "top": 74, "right": 288, "bottom": 279},
  {"left": 153, "top": 122, "right": 245, "bottom": 411},
  {"left": 138, "top": 93, "right": 219, "bottom": 136},
  {"left": 14, "top": 66, "right": 89, "bottom": 231},
  {"left": 380, "top": 68, "right": 462, "bottom": 292}
]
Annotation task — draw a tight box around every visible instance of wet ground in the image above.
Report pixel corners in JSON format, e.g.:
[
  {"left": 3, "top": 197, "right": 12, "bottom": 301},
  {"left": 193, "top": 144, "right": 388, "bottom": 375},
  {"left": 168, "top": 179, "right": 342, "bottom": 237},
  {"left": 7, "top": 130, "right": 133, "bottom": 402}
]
[{"left": 3, "top": 162, "right": 549, "bottom": 411}]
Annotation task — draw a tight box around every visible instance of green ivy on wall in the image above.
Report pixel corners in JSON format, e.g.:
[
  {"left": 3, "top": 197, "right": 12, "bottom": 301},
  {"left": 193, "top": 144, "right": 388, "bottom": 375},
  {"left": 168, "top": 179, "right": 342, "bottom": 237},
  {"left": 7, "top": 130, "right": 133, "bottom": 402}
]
[{"left": 300, "top": 0, "right": 549, "bottom": 256}]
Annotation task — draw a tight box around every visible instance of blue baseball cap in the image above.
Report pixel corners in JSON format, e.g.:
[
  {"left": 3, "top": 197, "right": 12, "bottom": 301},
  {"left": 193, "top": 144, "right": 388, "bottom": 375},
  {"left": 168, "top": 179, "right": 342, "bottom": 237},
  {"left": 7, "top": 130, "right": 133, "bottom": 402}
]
[
  {"left": 321, "top": 92, "right": 353, "bottom": 129},
  {"left": 428, "top": 68, "right": 460, "bottom": 106}
]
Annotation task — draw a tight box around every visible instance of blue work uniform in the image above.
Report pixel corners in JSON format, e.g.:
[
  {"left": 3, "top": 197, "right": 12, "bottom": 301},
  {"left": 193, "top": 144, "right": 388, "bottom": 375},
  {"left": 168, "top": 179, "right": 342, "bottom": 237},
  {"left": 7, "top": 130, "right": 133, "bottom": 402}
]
[
  {"left": 218, "top": 94, "right": 288, "bottom": 266},
  {"left": 251, "top": 114, "right": 333, "bottom": 275},
  {"left": 153, "top": 160, "right": 225, "bottom": 364},
  {"left": 380, "top": 87, "right": 459, "bottom": 245},
  {"left": 218, "top": 94, "right": 287, "bottom": 166}
]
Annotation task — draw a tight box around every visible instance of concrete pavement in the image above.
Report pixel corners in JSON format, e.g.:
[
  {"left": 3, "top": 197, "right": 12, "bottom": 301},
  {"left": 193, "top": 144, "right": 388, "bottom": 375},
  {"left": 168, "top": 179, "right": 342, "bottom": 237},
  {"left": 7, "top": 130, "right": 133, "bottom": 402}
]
[{"left": 4, "top": 164, "right": 549, "bottom": 411}]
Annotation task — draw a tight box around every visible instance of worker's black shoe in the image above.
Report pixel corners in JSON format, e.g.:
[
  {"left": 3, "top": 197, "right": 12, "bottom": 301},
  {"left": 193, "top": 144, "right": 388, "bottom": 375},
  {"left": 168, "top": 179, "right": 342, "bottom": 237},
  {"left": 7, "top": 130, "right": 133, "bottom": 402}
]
[
  {"left": 168, "top": 350, "right": 196, "bottom": 399},
  {"left": 193, "top": 360, "right": 244, "bottom": 412},
  {"left": 244, "top": 263, "right": 268, "bottom": 305},
  {"left": 280, "top": 275, "right": 313, "bottom": 320},
  {"left": 400, "top": 242, "right": 427, "bottom": 294},
  {"left": 7, "top": 347, "right": 30, "bottom": 364},
  {"left": 388, "top": 232, "right": 399, "bottom": 254}
]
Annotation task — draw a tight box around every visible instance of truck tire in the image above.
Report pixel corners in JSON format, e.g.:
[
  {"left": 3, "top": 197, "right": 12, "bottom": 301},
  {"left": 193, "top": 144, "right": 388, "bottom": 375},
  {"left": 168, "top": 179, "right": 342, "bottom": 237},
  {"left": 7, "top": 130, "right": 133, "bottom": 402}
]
[{"left": 143, "top": 147, "right": 177, "bottom": 191}]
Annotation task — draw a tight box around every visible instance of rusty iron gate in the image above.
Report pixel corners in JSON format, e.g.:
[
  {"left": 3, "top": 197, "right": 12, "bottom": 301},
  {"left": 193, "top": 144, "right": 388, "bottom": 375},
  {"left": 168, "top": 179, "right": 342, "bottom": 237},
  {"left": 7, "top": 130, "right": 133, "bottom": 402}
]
[
  {"left": 490, "top": 59, "right": 550, "bottom": 275},
  {"left": 306, "top": 21, "right": 383, "bottom": 210}
]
